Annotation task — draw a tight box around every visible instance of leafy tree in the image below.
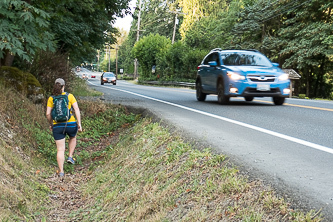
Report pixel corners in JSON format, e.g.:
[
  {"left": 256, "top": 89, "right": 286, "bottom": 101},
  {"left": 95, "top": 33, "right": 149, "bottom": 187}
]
[
  {"left": 0, "top": 0, "right": 55, "bottom": 67},
  {"left": 160, "top": 41, "right": 207, "bottom": 80},
  {"left": 33, "top": 0, "right": 131, "bottom": 65},
  {"left": 1, "top": 0, "right": 131, "bottom": 68},
  {"left": 278, "top": 0, "right": 333, "bottom": 97},
  {"left": 118, "top": 37, "right": 136, "bottom": 75},
  {"left": 131, "top": 0, "right": 180, "bottom": 41},
  {"left": 131, "top": 33, "right": 171, "bottom": 79},
  {"left": 178, "top": 0, "right": 231, "bottom": 40}
]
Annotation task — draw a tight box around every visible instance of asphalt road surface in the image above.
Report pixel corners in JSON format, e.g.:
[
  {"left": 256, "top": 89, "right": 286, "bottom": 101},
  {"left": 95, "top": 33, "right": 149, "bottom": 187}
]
[{"left": 85, "top": 77, "right": 333, "bottom": 219}]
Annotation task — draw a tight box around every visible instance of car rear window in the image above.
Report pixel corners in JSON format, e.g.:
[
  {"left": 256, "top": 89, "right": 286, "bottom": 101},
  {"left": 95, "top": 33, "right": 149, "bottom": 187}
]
[
  {"left": 104, "top": 73, "right": 115, "bottom": 77},
  {"left": 221, "top": 53, "right": 272, "bottom": 67}
]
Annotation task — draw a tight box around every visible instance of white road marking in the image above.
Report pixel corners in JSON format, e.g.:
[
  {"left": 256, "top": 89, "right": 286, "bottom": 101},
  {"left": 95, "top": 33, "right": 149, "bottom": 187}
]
[{"left": 90, "top": 81, "right": 333, "bottom": 155}]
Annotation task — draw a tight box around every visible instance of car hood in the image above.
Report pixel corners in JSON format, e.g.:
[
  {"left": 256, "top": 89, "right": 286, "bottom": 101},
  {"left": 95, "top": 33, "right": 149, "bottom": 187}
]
[{"left": 227, "top": 66, "right": 284, "bottom": 76}]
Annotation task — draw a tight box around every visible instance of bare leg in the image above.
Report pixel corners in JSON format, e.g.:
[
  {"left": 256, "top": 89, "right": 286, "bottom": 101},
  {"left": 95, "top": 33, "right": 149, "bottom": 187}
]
[
  {"left": 55, "top": 138, "right": 66, "bottom": 173},
  {"left": 68, "top": 136, "right": 76, "bottom": 158}
]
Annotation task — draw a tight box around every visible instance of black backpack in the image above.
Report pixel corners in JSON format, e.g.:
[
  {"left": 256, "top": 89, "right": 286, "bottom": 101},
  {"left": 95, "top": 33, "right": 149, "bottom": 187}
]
[{"left": 51, "top": 92, "right": 71, "bottom": 122}]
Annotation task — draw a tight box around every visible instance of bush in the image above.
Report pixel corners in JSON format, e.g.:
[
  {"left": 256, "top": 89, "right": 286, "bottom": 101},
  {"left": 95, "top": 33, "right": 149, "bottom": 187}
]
[
  {"left": 25, "top": 51, "right": 74, "bottom": 95},
  {"left": 298, "top": 94, "right": 306, "bottom": 99},
  {"left": 132, "top": 34, "right": 171, "bottom": 79}
]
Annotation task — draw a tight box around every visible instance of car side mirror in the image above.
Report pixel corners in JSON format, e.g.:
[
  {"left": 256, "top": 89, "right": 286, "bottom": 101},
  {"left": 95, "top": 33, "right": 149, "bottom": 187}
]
[
  {"left": 208, "top": 61, "right": 217, "bottom": 66},
  {"left": 272, "top": 63, "right": 279, "bottom": 67}
]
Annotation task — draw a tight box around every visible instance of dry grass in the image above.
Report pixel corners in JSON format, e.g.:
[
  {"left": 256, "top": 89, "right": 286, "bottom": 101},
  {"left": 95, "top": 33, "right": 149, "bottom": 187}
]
[
  {"left": 0, "top": 83, "right": 53, "bottom": 221},
  {"left": 0, "top": 80, "right": 324, "bottom": 221},
  {"left": 74, "top": 119, "right": 323, "bottom": 221}
]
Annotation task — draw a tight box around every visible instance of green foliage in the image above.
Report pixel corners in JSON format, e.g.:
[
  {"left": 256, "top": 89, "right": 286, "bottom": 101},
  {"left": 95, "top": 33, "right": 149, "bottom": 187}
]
[
  {"left": 32, "top": 0, "right": 131, "bottom": 65},
  {"left": 0, "top": 0, "right": 55, "bottom": 62},
  {"left": 1, "top": 0, "right": 131, "bottom": 67},
  {"left": 138, "top": 0, "right": 179, "bottom": 41},
  {"left": 132, "top": 33, "right": 171, "bottom": 78},
  {"left": 117, "top": 0, "right": 333, "bottom": 98}
]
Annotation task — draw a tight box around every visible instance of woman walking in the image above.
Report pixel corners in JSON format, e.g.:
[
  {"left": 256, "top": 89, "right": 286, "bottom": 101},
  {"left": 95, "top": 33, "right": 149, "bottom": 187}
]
[{"left": 46, "top": 78, "right": 82, "bottom": 178}]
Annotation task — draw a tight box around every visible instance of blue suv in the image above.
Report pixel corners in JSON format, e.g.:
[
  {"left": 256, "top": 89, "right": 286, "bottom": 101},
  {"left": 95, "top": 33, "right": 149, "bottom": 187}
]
[{"left": 196, "top": 49, "right": 290, "bottom": 105}]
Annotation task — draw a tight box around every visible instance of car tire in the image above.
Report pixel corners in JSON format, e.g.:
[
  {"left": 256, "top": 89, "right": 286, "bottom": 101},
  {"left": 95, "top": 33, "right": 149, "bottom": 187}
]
[
  {"left": 196, "top": 80, "right": 206, "bottom": 101},
  {"left": 217, "top": 80, "right": 229, "bottom": 104},
  {"left": 101, "top": 82, "right": 104, "bottom": 85},
  {"left": 244, "top": 96, "right": 254, "bottom": 102},
  {"left": 273, "top": 97, "right": 285, "bottom": 105},
  {"left": 113, "top": 83, "right": 116, "bottom": 85}
]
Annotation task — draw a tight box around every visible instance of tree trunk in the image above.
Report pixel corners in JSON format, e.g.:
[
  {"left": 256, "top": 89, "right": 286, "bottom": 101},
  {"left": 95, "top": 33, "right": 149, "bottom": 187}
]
[
  {"left": 4, "top": 50, "right": 15, "bottom": 67},
  {"left": 306, "top": 68, "right": 310, "bottom": 97},
  {"left": 319, "top": 58, "right": 325, "bottom": 97}
]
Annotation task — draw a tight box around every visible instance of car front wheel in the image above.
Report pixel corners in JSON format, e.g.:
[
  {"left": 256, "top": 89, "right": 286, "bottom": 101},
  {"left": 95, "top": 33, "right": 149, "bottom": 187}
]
[
  {"left": 101, "top": 82, "right": 104, "bottom": 85},
  {"left": 217, "top": 80, "right": 229, "bottom": 104},
  {"left": 273, "top": 97, "right": 285, "bottom": 105},
  {"left": 244, "top": 96, "right": 254, "bottom": 101},
  {"left": 196, "top": 80, "right": 206, "bottom": 101}
]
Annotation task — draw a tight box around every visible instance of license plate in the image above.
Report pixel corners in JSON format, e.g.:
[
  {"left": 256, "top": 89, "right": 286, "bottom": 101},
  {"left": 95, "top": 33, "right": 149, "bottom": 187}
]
[{"left": 257, "top": 84, "right": 270, "bottom": 91}]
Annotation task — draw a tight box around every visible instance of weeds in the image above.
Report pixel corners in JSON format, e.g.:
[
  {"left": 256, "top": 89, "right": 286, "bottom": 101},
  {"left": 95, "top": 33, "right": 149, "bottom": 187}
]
[
  {"left": 74, "top": 118, "right": 323, "bottom": 221},
  {"left": 0, "top": 79, "right": 324, "bottom": 221}
]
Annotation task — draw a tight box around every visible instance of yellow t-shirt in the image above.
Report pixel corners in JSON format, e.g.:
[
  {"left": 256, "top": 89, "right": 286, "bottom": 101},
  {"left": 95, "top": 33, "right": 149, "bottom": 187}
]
[{"left": 47, "top": 92, "right": 77, "bottom": 124}]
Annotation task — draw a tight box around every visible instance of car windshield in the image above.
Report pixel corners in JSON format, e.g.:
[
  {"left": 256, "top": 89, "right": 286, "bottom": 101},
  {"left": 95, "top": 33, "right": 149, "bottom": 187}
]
[
  {"left": 104, "top": 73, "right": 115, "bottom": 77},
  {"left": 221, "top": 52, "right": 272, "bottom": 67}
]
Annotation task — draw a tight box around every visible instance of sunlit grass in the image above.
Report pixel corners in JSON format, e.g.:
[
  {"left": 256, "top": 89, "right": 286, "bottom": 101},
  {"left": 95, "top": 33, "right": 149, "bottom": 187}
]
[
  {"left": 73, "top": 117, "right": 323, "bottom": 221},
  {"left": 0, "top": 78, "right": 324, "bottom": 221},
  {"left": 71, "top": 76, "right": 103, "bottom": 97}
]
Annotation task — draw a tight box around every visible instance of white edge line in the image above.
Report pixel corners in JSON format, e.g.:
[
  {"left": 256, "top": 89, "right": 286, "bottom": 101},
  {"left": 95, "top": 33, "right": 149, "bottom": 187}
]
[{"left": 90, "top": 81, "right": 333, "bottom": 155}]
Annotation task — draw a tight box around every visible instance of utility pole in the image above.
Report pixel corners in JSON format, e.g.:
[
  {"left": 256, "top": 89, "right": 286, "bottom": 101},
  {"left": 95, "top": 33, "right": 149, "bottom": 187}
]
[
  {"left": 115, "top": 45, "right": 119, "bottom": 77},
  {"left": 170, "top": 10, "right": 187, "bottom": 44},
  {"left": 134, "top": 0, "right": 142, "bottom": 79},
  {"left": 97, "top": 50, "right": 100, "bottom": 72},
  {"left": 172, "top": 13, "right": 178, "bottom": 44},
  {"left": 108, "top": 45, "right": 111, "bottom": 72}
]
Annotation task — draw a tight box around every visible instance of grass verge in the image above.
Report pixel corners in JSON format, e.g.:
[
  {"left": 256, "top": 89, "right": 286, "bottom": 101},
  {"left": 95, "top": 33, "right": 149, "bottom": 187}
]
[
  {"left": 0, "top": 78, "right": 323, "bottom": 221},
  {"left": 70, "top": 118, "right": 322, "bottom": 221}
]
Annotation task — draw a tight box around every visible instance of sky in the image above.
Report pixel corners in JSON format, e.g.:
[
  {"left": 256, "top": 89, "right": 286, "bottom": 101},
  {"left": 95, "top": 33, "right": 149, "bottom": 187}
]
[{"left": 114, "top": 0, "right": 136, "bottom": 32}]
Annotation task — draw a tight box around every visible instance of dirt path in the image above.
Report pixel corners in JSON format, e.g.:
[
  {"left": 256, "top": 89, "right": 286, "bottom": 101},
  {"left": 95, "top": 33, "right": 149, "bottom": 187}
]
[{"left": 43, "top": 132, "right": 118, "bottom": 221}]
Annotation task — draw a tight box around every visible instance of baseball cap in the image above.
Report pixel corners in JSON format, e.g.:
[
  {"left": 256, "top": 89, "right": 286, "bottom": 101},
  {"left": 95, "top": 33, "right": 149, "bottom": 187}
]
[{"left": 55, "top": 78, "right": 65, "bottom": 85}]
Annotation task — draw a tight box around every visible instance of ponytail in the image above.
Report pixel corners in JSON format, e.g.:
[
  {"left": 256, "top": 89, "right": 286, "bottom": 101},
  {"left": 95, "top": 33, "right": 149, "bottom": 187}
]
[{"left": 52, "top": 82, "right": 63, "bottom": 96}]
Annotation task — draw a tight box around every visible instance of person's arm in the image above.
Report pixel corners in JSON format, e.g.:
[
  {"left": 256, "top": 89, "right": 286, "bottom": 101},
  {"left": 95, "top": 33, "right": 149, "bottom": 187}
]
[
  {"left": 72, "top": 102, "right": 82, "bottom": 132},
  {"left": 46, "top": 106, "right": 53, "bottom": 131}
]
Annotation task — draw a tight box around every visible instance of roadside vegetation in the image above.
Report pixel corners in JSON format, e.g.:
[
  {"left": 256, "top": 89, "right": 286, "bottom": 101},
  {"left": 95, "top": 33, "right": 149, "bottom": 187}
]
[
  {"left": 120, "top": 0, "right": 333, "bottom": 100},
  {"left": 0, "top": 77, "right": 324, "bottom": 221}
]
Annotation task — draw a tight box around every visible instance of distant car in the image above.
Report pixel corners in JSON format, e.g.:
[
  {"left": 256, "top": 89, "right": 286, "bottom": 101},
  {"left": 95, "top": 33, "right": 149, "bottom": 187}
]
[
  {"left": 82, "top": 73, "right": 88, "bottom": 79},
  {"left": 101, "top": 72, "right": 116, "bottom": 85},
  {"left": 91, "top": 74, "right": 96, "bottom": 78},
  {"left": 196, "top": 49, "right": 290, "bottom": 105}
]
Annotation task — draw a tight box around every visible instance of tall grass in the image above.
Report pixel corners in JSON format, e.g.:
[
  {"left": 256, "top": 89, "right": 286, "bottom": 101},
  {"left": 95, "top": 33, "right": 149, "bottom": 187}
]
[
  {"left": 0, "top": 79, "right": 323, "bottom": 221},
  {"left": 72, "top": 119, "right": 322, "bottom": 221}
]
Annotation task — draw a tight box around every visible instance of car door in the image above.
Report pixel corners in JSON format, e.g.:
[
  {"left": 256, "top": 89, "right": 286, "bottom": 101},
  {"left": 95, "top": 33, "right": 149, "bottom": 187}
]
[
  {"left": 198, "top": 54, "right": 211, "bottom": 91},
  {"left": 200, "top": 53, "right": 218, "bottom": 91},
  {"left": 208, "top": 52, "right": 222, "bottom": 92}
]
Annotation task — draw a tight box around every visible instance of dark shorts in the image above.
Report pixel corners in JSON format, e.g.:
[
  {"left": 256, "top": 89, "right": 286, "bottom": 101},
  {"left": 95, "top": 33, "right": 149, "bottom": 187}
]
[{"left": 52, "top": 122, "right": 78, "bottom": 140}]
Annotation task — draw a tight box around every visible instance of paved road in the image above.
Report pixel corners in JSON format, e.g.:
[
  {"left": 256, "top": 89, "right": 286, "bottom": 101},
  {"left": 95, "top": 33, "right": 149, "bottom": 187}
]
[{"left": 86, "top": 78, "right": 333, "bottom": 219}]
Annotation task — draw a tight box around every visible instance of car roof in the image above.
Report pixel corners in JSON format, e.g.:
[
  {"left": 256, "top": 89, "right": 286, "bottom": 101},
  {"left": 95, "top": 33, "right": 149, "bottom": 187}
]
[{"left": 210, "top": 48, "right": 260, "bottom": 53}]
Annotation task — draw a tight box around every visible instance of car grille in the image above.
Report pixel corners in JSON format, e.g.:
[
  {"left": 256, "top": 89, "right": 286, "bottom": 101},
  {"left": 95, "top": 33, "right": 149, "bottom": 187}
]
[
  {"left": 247, "top": 75, "right": 276, "bottom": 82},
  {"left": 246, "top": 88, "right": 280, "bottom": 93}
]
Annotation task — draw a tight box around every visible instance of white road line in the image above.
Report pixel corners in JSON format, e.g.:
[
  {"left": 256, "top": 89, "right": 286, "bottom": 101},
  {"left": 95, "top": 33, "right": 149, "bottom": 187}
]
[{"left": 90, "top": 81, "right": 333, "bottom": 155}]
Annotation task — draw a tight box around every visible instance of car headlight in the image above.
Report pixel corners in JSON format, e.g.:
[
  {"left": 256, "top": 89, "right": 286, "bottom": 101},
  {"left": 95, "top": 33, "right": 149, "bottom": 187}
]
[
  {"left": 227, "top": 71, "right": 245, "bottom": 80},
  {"left": 278, "top": 74, "right": 289, "bottom": 81}
]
